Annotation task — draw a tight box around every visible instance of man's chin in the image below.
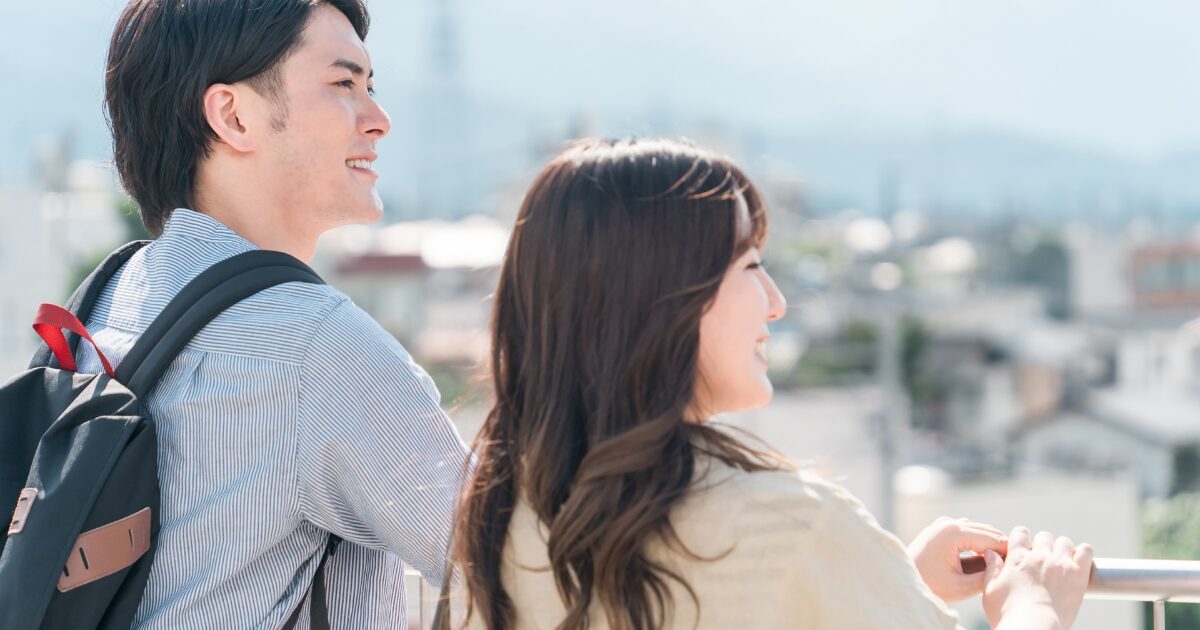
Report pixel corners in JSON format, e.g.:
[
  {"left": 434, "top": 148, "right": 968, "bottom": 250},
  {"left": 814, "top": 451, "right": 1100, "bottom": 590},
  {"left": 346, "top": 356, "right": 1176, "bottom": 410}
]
[
  {"left": 366, "top": 192, "right": 385, "bottom": 222},
  {"left": 343, "top": 195, "right": 385, "bottom": 225},
  {"left": 361, "top": 201, "right": 384, "bottom": 224}
]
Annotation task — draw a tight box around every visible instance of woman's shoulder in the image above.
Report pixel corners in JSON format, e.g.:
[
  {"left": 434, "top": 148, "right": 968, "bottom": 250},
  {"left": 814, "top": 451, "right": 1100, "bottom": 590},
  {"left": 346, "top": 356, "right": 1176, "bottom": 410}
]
[
  {"left": 686, "top": 456, "right": 866, "bottom": 532},
  {"left": 681, "top": 457, "right": 962, "bottom": 629}
]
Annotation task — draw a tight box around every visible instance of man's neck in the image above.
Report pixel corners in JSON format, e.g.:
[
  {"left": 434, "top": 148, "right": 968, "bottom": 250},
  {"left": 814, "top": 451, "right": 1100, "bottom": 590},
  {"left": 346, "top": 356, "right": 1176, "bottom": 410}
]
[
  {"left": 198, "top": 203, "right": 318, "bottom": 262},
  {"left": 193, "top": 167, "right": 319, "bottom": 262}
]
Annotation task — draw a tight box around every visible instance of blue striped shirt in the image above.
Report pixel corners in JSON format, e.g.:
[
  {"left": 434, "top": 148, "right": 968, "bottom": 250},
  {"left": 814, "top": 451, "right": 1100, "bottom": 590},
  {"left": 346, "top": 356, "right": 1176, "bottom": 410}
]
[{"left": 75, "top": 209, "right": 471, "bottom": 629}]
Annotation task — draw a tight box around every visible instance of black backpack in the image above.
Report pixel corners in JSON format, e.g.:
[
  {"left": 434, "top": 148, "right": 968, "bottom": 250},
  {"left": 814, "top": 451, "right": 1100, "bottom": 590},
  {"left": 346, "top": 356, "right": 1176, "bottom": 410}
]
[{"left": 0, "top": 242, "right": 339, "bottom": 629}]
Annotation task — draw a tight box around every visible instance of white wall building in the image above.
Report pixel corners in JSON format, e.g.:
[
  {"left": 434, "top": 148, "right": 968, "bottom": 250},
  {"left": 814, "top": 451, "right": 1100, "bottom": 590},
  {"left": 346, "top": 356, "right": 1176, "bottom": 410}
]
[
  {"left": 0, "top": 184, "right": 51, "bottom": 375},
  {"left": 0, "top": 161, "right": 124, "bottom": 376},
  {"left": 1062, "top": 224, "right": 1135, "bottom": 318},
  {"left": 1020, "top": 388, "right": 1200, "bottom": 499},
  {"left": 728, "top": 387, "right": 888, "bottom": 519}
]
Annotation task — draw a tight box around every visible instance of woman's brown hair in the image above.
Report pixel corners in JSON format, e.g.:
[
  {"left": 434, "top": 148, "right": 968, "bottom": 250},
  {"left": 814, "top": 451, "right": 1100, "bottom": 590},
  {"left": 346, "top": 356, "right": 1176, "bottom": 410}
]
[{"left": 456, "top": 138, "right": 787, "bottom": 630}]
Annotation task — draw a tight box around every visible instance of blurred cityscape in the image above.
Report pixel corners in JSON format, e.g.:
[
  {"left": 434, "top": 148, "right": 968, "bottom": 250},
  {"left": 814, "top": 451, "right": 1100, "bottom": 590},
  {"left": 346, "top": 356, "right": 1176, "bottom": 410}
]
[{"left": 6, "top": 2, "right": 1200, "bottom": 629}]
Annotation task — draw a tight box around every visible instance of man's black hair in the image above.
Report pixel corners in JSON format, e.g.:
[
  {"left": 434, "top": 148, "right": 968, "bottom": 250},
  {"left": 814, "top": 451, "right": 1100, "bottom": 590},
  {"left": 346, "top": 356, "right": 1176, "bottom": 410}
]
[{"left": 105, "top": 0, "right": 370, "bottom": 235}]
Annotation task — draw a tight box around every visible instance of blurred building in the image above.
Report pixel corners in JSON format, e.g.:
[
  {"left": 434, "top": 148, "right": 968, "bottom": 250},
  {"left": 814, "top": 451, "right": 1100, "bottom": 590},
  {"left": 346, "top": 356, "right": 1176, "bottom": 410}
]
[
  {"left": 1131, "top": 242, "right": 1200, "bottom": 310},
  {"left": 0, "top": 137, "right": 124, "bottom": 374},
  {"left": 1020, "top": 389, "right": 1200, "bottom": 499},
  {"left": 1062, "top": 224, "right": 1135, "bottom": 317},
  {"left": 316, "top": 216, "right": 508, "bottom": 365},
  {"left": 730, "top": 387, "right": 887, "bottom": 516},
  {"left": 0, "top": 183, "right": 47, "bottom": 375}
]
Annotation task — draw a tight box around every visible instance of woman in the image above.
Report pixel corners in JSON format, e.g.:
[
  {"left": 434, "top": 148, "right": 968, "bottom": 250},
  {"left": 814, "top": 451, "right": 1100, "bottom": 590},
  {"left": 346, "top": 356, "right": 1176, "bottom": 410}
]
[{"left": 453, "top": 138, "right": 1091, "bottom": 629}]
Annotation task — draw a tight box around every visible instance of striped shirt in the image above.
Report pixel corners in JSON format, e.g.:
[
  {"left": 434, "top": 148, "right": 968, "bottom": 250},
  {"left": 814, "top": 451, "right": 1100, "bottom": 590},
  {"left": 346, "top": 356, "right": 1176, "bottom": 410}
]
[{"left": 75, "top": 209, "right": 471, "bottom": 629}]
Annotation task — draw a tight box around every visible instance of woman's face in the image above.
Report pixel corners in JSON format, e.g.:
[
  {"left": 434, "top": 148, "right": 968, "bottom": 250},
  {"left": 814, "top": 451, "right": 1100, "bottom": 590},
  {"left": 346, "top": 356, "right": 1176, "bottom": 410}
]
[{"left": 691, "top": 195, "right": 787, "bottom": 420}]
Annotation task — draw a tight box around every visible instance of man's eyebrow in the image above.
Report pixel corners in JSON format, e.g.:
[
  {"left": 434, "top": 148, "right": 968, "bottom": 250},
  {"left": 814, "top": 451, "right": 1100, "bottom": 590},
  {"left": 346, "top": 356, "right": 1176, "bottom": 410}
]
[{"left": 329, "top": 58, "right": 374, "bottom": 79}]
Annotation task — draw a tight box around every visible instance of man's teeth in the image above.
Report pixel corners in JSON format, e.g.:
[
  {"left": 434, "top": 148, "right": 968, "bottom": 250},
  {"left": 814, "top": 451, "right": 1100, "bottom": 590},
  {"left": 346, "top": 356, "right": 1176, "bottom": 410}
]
[
  {"left": 755, "top": 341, "right": 768, "bottom": 361},
  {"left": 347, "top": 159, "right": 373, "bottom": 169}
]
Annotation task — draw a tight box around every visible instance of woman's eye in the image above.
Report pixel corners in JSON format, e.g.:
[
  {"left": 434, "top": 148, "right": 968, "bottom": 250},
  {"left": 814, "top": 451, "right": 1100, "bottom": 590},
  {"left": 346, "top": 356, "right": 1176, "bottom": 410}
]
[{"left": 746, "top": 261, "right": 763, "bottom": 270}]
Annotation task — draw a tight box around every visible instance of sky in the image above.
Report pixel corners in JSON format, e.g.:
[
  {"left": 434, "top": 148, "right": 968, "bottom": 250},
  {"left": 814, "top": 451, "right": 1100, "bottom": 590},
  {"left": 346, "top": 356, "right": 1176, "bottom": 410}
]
[
  {"left": 2, "top": 0, "right": 1199, "bottom": 196},
  {"left": 440, "top": 0, "right": 1200, "bottom": 158}
]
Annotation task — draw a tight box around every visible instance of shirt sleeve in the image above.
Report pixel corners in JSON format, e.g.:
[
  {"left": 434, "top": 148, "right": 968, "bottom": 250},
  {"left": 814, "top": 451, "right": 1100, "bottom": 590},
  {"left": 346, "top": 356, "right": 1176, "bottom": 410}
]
[
  {"left": 784, "top": 473, "right": 964, "bottom": 630},
  {"left": 294, "top": 298, "right": 473, "bottom": 587}
]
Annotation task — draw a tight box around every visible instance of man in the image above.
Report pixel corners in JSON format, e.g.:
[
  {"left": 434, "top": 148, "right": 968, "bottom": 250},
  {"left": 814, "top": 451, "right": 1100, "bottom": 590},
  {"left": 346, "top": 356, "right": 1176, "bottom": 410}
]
[{"left": 75, "top": 1, "right": 471, "bottom": 627}]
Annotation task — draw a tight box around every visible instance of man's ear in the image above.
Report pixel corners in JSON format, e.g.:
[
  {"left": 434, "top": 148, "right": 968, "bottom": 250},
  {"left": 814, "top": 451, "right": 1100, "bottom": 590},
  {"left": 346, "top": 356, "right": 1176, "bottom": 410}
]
[{"left": 202, "top": 83, "right": 257, "bottom": 153}]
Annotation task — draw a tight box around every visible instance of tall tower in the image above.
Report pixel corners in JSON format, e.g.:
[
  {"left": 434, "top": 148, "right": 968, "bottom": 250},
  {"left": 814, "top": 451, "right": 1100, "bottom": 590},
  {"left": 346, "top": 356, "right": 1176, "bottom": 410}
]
[
  {"left": 416, "top": 0, "right": 474, "bottom": 219},
  {"left": 431, "top": 0, "right": 458, "bottom": 78}
]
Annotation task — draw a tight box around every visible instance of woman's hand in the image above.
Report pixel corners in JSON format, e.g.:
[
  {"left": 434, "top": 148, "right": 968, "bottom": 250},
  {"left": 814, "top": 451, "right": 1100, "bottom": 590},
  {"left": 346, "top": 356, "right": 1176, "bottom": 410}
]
[
  {"left": 907, "top": 516, "right": 1009, "bottom": 603},
  {"left": 983, "top": 526, "right": 1093, "bottom": 630}
]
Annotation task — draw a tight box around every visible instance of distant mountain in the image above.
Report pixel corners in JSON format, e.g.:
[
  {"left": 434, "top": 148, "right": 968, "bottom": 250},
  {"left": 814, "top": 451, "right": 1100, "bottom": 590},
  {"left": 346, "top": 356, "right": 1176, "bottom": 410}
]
[{"left": 750, "top": 124, "right": 1200, "bottom": 215}]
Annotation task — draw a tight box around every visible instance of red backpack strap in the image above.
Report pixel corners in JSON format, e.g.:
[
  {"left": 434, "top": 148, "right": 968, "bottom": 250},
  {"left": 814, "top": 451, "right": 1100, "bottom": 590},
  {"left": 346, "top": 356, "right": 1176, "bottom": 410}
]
[
  {"left": 32, "top": 303, "right": 116, "bottom": 378},
  {"left": 28, "top": 240, "right": 149, "bottom": 371}
]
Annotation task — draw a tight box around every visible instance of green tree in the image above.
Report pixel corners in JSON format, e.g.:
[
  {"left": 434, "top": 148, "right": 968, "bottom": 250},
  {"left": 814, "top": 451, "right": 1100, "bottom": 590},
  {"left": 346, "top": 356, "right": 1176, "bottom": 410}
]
[
  {"left": 116, "top": 196, "right": 152, "bottom": 241},
  {"left": 900, "top": 317, "right": 946, "bottom": 430},
  {"left": 1172, "top": 446, "right": 1200, "bottom": 495},
  {"left": 1012, "top": 236, "right": 1070, "bottom": 320},
  {"left": 64, "top": 196, "right": 150, "bottom": 298},
  {"left": 785, "top": 320, "right": 876, "bottom": 388},
  {"left": 1142, "top": 493, "right": 1200, "bottom": 628}
]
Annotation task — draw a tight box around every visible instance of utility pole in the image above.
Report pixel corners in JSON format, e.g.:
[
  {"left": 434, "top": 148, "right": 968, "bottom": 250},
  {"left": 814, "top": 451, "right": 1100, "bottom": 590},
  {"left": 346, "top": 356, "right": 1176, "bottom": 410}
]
[{"left": 874, "top": 299, "right": 909, "bottom": 532}]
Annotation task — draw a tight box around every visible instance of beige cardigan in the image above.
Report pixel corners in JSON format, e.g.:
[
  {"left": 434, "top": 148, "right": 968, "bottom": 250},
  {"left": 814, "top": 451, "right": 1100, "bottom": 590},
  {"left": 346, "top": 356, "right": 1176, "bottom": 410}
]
[{"left": 459, "top": 457, "right": 962, "bottom": 629}]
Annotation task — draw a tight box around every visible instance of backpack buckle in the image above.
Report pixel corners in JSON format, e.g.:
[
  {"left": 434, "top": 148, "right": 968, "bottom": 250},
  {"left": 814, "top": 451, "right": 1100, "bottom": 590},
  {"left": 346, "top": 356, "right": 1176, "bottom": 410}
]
[{"left": 7, "top": 488, "right": 37, "bottom": 535}]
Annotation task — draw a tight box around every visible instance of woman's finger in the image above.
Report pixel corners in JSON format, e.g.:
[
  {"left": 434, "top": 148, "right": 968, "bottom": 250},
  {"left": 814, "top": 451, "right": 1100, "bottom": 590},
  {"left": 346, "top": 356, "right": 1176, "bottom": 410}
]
[
  {"left": 1008, "top": 526, "right": 1031, "bottom": 549},
  {"left": 954, "top": 527, "right": 1009, "bottom": 556},
  {"left": 959, "top": 520, "right": 1006, "bottom": 537},
  {"left": 1074, "top": 543, "right": 1095, "bottom": 565}
]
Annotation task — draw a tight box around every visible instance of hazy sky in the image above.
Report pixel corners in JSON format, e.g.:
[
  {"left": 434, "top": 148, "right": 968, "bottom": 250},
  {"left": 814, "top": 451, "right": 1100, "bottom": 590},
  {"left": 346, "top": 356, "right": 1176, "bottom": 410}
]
[
  {"left": 442, "top": 0, "right": 1200, "bottom": 158},
  {"left": 2, "top": 0, "right": 1199, "bottom": 171}
]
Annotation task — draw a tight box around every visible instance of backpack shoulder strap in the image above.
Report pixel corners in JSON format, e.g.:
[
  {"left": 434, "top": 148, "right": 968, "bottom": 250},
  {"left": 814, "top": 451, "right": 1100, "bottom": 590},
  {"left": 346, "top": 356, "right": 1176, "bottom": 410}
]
[
  {"left": 28, "top": 240, "right": 151, "bottom": 369},
  {"left": 280, "top": 535, "right": 342, "bottom": 630},
  {"left": 115, "top": 250, "right": 323, "bottom": 399}
]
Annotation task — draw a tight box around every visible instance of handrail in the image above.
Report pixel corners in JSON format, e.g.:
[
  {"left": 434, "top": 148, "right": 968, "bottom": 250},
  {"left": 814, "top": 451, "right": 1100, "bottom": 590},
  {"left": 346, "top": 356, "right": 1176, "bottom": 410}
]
[
  {"left": 961, "top": 556, "right": 1200, "bottom": 603},
  {"left": 959, "top": 556, "right": 1200, "bottom": 630},
  {"left": 1082, "top": 559, "right": 1200, "bottom": 630},
  {"left": 1086, "top": 558, "right": 1200, "bottom": 604},
  {"left": 409, "top": 559, "right": 1200, "bottom": 629}
]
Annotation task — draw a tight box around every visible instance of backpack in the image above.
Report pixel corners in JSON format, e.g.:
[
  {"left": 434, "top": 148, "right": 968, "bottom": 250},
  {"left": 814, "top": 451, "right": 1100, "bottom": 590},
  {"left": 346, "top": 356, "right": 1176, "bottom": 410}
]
[{"left": 0, "top": 241, "right": 339, "bottom": 629}]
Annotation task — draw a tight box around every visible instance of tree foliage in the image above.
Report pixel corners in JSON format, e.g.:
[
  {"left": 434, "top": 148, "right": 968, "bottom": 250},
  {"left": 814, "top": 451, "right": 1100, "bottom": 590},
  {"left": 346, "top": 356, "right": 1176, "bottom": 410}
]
[{"left": 1141, "top": 493, "right": 1200, "bottom": 628}]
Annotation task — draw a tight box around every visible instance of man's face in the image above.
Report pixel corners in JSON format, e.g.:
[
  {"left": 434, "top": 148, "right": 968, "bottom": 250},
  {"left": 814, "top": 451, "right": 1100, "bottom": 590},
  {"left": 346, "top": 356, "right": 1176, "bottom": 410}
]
[{"left": 255, "top": 4, "right": 390, "bottom": 233}]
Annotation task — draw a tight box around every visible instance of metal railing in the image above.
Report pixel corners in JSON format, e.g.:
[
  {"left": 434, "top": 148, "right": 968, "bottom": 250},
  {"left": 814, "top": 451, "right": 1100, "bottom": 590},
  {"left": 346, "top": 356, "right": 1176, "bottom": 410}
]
[
  {"left": 409, "top": 558, "right": 1200, "bottom": 630},
  {"left": 1087, "top": 558, "right": 1200, "bottom": 630},
  {"left": 406, "top": 569, "right": 434, "bottom": 630}
]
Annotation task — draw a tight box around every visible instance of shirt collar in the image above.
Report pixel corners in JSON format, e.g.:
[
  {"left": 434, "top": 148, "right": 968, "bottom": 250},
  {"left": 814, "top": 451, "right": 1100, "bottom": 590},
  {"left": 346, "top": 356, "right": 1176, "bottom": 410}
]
[{"left": 159, "top": 208, "right": 258, "bottom": 249}]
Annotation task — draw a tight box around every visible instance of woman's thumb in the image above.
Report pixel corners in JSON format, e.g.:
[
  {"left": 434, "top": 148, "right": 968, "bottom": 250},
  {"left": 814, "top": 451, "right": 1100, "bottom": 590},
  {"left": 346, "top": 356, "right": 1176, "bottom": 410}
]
[{"left": 984, "top": 549, "right": 1004, "bottom": 583}]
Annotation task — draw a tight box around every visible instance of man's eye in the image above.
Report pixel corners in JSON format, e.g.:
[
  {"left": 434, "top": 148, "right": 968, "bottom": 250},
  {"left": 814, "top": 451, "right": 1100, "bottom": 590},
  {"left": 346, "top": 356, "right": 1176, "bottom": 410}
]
[{"left": 336, "top": 80, "right": 375, "bottom": 97}]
